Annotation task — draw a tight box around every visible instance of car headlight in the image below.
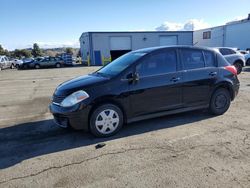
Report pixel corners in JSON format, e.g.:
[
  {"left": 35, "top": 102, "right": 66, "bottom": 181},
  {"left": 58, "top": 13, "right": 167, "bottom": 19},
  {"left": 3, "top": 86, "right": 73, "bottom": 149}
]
[{"left": 60, "top": 90, "right": 89, "bottom": 107}]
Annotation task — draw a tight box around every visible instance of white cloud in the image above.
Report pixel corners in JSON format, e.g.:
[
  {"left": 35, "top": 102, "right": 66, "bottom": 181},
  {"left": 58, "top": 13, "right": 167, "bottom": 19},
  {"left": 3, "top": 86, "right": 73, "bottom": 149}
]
[
  {"left": 155, "top": 19, "right": 210, "bottom": 31},
  {"left": 156, "top": 21, "right": 183, "bottom": 31},
  {"left": 226, "top": 15, "right": 246, "bottom": 24}
]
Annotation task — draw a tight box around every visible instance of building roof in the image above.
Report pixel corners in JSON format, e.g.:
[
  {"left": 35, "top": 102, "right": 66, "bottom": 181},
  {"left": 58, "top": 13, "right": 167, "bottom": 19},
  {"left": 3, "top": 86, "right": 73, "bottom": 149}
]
[
  {"left": 195, "top": 16, "right": 250, "bottom": 32},
  {"left": 79, "top": 31, "right": 193, "bottom": 40}
]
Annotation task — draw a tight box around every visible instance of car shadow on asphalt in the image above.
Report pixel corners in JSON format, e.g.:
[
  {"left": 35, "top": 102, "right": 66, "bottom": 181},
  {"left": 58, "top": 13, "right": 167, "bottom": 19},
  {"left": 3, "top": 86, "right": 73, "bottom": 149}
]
[
  {"left": 17, "top": 64, "right": 89, "bottom": 71},
  {"left": 0, "top": 110, "right": 213, "bottom": 169}
]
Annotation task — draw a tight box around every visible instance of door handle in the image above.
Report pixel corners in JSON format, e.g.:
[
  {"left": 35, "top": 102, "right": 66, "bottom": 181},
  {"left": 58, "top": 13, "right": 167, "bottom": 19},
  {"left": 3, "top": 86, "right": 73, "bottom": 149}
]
[
  {"left": 171, "top": 77, "right": 180, "bottom": 82},
  {"left": 209, "top": 72, "right": 217, "bottom": 76}
]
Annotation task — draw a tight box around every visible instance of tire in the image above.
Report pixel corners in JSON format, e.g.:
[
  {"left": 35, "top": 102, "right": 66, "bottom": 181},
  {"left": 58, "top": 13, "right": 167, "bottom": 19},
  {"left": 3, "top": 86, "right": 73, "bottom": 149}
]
[
  {"left": 35, "top": 64, "right": 40, "bottom": 69},
  {"left": 10, "top": 64, "right": 15, "bottom": 69},
  {"left": 55, "top": 63, "right": 61, "bottom": 68},
  {"left": 234, "top": 61, "right": 243, "bottom": 74},
  {"left": 247, "top": 59, "right": 250, "bottom": 66},
  {"left": 209, "top": 88, "right": 231, "bottom": 115},
  {"left": 89, "top": 104, "right": 123, "bottom": 137}
]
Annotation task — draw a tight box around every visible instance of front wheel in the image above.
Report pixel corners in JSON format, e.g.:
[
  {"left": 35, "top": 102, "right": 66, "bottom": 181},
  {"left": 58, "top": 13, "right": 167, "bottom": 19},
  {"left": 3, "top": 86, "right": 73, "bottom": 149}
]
[
  {"left": 209, "top": 88, "right": 231, "bottom": 115},
  {"left": 234, "top": 62, "right": 243, "bottom": 74},
  {"left": 89, "top": 104, "right": 123, "bottom": 137},
  {"left": 35, "top": 64, "right": 40, "bottom": 69},
  {"left": 246, "top": 59, "right": 250, "bottom": 66},
  {"left": 55, "top": 63, "right": 61, "bottom": 68}
]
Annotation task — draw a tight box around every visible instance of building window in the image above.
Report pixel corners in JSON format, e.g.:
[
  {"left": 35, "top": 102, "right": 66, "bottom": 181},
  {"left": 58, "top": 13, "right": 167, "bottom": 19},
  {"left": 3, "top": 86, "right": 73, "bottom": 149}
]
[{"left": 203, "top": 31, "right": 211, "bottom": 39}]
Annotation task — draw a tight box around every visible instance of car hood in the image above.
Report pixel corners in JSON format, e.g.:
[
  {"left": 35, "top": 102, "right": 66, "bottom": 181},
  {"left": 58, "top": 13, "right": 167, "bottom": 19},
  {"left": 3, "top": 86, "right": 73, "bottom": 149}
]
[{"left": 54, "top": 74, "right": 109, "bottom": 96}]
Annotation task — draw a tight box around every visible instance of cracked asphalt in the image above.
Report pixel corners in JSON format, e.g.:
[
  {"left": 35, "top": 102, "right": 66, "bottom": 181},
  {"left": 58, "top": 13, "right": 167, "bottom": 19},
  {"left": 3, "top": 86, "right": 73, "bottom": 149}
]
[{"left": 0, "top": 67, "right": 250, "bottom": 188}]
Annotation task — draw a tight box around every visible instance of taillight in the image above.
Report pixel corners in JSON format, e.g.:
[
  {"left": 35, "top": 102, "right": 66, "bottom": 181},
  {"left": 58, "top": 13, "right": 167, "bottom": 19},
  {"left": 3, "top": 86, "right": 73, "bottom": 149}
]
[{"left": 224, "top": 65, "right": 237, "bottom": 75}]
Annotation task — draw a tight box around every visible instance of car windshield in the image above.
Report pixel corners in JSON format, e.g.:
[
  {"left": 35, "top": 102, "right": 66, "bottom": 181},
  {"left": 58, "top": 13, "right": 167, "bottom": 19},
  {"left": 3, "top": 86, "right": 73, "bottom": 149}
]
[{"left": 95, "top": 52, "right": 146, "bottom": 77}]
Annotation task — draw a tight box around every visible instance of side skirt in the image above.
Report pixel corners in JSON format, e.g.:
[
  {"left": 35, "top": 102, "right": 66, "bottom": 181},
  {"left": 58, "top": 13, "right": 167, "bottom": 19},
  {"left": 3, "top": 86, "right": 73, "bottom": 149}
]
[{"left": 127, "top": 105, "right": 209, "bottom": 124}]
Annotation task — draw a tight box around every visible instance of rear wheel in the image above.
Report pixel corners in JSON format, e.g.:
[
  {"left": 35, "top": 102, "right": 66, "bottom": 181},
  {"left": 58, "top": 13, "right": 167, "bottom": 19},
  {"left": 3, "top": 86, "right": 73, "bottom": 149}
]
[
  {"left": 10, "top": 64, "right": 15, "bottom": 69},
  {"left": 234, "top": 61, "right": 243, "bottom": 74},
  {"left": 89, "top": 104, "right": 123, "bottom": 137},
  {"left": 209, "top": 88, "right": 231, "bottom": 115}
]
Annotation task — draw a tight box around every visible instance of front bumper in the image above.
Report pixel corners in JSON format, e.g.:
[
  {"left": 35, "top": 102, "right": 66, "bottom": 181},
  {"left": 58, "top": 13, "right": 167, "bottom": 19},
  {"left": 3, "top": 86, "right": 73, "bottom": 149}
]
[{"left": 49, "top": 102, "right": 91, "bottom": 131}]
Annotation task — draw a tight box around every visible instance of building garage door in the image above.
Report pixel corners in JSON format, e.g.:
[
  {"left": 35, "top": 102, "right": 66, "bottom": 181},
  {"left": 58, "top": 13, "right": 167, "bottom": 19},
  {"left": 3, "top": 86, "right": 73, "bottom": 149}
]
[
  {"left": 110, "top": 36, "right": 132, "bottom": 61},
  {"left": 110, "top": 36, "right": 132, "bottom": 50},
  {"left": 159, "top": 36, "right": 178, "bottom": 46}
]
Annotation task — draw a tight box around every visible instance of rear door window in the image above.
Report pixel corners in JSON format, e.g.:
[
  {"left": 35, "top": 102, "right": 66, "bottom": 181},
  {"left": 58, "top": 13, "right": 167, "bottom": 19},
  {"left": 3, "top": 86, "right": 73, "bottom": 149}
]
[
  {"left": 181, "top": 49, "right": 205, "bottom": 70},
  {"left": 204, "top": 50, "right": 216, "bottom": 67},
  {"left": 136, "top": 50, "right": 177, "bottom": 77}
]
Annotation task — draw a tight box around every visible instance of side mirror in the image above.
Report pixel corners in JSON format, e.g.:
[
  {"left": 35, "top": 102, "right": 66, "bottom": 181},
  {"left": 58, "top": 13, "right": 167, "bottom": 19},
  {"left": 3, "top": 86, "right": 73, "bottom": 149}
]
[
  {"left": 133, "top": 73, "right": 140, "bottom": 81},
  {"left": 126, "top": 73, "right": 139, "bottom": 82}
]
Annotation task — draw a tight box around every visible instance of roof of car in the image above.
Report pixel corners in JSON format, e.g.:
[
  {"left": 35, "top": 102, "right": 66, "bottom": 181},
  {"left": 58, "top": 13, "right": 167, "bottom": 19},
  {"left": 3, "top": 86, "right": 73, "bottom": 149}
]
[{"left": 133, "top": 45, "right": 216, "bottom": 53}]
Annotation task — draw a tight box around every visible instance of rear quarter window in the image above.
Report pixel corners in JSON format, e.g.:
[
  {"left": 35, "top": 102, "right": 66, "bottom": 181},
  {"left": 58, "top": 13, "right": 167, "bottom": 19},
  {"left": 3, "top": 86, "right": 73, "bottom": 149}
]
[{"left": 204, "top": 50, "right": 216, "bottom": 67}]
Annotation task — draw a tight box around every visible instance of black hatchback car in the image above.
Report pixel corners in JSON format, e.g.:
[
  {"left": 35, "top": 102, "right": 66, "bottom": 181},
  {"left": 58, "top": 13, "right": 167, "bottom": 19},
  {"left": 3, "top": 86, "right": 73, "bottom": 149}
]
[{"left": 50, "top": 46, "right": 239, "bottom": 137}]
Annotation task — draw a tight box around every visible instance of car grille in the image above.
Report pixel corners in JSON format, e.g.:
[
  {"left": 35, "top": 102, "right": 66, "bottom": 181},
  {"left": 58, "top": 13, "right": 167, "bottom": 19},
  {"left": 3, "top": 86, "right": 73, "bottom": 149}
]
[{"left": 52, "top": 95, "right": 65, "bottom": 104}]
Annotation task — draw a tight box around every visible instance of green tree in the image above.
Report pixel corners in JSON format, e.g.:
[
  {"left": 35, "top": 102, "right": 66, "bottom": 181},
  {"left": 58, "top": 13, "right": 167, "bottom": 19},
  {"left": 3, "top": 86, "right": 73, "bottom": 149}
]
[
  {"left": 32, "top": 43, "right": 43, "bottom": 57},
  {"left": 13, "top": 49, "right": 32, "bottom": 58},
  {"left": 0, "top": 44, "right": 9, "bottom": 56},
  {"left": 0, "top": 45, "right": 4, "bottom": 55},
  {"left": 22, "top": 49, "right": 32, "bottom": 58},
  {"left": 66, "top": 47, "right": 73, "bottom": 54}
]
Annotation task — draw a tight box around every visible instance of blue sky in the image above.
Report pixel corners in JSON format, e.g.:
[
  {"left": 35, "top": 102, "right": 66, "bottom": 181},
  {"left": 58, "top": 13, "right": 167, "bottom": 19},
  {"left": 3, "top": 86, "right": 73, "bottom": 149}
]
[{"left": 1, "top": 0, "right": 250, "bottom": 50}]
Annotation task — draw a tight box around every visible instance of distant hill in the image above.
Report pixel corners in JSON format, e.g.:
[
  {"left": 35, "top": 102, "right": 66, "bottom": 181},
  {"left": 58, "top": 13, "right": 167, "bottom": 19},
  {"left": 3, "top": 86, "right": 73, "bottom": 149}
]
[
  {"left": 23, "top": 47, "right": 80, "bottom": 57},
  {"left": 43, "top": 48, "right": 80, "bottom": 57}
]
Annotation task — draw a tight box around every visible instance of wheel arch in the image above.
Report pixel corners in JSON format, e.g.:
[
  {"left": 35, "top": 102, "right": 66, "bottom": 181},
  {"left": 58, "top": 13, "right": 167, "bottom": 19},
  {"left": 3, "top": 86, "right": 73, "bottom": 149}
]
[
  {"left": 234, "top": 59, "right": 244, "bottom": 66},
  {"left": 88, "top": 96, "right": 128, "bottom": 126},
  {"left": 211, "top": 82, "right": 235, "bottom": 101}
]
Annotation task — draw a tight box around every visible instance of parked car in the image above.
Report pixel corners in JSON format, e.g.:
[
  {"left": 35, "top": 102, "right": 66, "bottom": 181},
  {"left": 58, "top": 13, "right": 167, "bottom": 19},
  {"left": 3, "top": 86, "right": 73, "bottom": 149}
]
[
  {"left": 0, "top": 56, "right": 15, "bottom": 70},
  {"left": 14, "top": 59, "right": 23, "bottom": 69},
  {"left": 20, "top": 57, "right": 64, "bottom": 69},
  {"left": 244, "top": 53, "right": 250, "bottom": 66},
  {"left": 215, "top": 47, "right": 246, "bottom": 74},
  {"left": 22, "top": 58, "right": 34, "bottom": 63},
  {"left": 50, "top": 46, "right": 239, "bottom": 137},
  {"left": 32, "top": 57, "right": 64, "bottom": 69},
  {"left": 18, "top": 59, "right": 34, "bottom": 69},
  {"left": 238, "top": 50, "right": 249, "bottom": 55}
]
